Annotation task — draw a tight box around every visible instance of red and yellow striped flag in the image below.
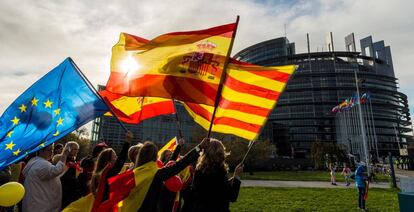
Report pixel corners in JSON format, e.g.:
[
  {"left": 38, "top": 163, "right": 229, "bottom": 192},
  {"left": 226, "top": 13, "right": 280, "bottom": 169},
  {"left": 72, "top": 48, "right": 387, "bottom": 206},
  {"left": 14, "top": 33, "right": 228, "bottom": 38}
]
[
  {"left": 105, "top": 23, "right": 237, "bottom": 106},
  {"left": 99, "top": 90, "right": 175, "bottom": 124},
  {"left": 183, "top": 59, "right": 295, "bottom": 140}
]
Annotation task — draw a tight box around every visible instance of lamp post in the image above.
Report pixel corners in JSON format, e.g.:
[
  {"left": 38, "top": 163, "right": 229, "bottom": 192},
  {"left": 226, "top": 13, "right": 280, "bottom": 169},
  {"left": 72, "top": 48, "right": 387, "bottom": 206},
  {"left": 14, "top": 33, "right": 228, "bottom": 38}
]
[{"left": 354, "top": 70, "right": 371, "bottom": 176}]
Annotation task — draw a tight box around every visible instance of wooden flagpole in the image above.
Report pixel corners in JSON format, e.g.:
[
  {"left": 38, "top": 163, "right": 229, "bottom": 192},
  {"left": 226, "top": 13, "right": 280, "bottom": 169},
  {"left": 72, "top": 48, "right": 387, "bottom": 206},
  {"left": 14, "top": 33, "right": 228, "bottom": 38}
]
[{"left": 207, "top": 15, "right": 240, "bottom": 138}]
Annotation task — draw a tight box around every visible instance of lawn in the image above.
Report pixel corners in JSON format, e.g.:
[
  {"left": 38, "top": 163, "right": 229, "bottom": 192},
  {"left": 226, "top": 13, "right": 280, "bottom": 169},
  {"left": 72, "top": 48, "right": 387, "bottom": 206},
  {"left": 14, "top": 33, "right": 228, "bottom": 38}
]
[
  {"left": 230, "top": 187, "right": 399, "bottom": 211},
  {"left": 238, "top": 171, "right": 390, "bottom": 182}
]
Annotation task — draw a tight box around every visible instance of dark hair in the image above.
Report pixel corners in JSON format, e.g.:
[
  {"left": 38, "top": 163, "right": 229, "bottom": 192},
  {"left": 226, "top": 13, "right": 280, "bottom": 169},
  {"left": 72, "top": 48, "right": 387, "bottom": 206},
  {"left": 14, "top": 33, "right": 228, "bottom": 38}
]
[
  {"left": 160, "top": 149, "right": 173, "bottom": 164},
  {"left": 92, "top": 144, "right": 107, "bottom": 158},
  {"left": 135, "top": 142, "right": 158, "bottom": 167},
  {"left": 55, "top": 143, "right": 63, "bottom": 150}
]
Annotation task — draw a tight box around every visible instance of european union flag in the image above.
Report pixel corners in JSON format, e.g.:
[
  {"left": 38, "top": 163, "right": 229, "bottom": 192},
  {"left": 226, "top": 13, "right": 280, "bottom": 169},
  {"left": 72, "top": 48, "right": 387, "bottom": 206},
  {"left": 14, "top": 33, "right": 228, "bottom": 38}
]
[{"left": 0, "top": 58, "right": 109, "bottom": 170}]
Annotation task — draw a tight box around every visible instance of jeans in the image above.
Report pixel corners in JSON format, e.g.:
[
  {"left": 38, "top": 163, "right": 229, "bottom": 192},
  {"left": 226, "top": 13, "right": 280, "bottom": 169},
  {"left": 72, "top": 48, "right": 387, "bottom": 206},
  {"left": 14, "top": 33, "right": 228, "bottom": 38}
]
[{"left": 358, "top": 187, "right": 366, "bottom": 209}]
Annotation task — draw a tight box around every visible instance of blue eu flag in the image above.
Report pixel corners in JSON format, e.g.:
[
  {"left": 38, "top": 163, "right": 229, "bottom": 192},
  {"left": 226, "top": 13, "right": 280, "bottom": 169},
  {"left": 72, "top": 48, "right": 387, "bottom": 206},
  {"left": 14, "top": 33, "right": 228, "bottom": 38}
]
[{"left": 0, "top": 58, "right": 109, "bottom": 170}]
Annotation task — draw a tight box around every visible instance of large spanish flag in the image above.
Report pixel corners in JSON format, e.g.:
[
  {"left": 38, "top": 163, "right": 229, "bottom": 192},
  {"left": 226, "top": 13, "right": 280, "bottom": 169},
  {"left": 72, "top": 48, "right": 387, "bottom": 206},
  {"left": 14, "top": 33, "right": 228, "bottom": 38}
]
[
  {"left": 184, "top": 59, "right": 296, "bottom": 140},
  {"left": 99, "top": 90, "right": 175, "bottom": 124},
  {"left": 106, "top": 22, "right": 237, "bottom": 106}
]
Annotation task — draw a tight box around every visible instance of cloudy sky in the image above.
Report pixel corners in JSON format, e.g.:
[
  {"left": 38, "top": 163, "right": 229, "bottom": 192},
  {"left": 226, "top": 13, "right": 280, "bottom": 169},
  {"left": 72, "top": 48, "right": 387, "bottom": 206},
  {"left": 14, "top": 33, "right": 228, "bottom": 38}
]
[{"left": 1, "top": 0, "right": 413, "bottom": 118}]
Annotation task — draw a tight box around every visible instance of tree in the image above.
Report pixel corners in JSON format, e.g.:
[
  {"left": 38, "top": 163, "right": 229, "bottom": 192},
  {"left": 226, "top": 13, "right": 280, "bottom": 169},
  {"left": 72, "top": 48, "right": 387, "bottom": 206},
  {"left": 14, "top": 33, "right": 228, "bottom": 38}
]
[
  {"left": 57, "top": 127, "right": 91, "bottom": 160},
  {"left": 311, "top": 140, "right": 347, "bottom": 169}
]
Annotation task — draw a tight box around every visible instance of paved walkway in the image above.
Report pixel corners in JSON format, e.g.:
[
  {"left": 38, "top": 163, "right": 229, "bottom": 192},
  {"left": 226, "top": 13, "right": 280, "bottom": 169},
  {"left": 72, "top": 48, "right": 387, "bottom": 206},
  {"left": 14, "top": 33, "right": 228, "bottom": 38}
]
[{"left": 241, "top": 180, "right": 390, "bottom": 189}]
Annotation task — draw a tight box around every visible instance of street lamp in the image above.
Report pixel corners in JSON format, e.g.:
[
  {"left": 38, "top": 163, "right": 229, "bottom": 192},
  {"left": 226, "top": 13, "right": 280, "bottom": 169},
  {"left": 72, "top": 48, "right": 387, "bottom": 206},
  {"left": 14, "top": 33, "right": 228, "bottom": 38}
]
[{"left": 353, "top": 70, "right": 371, "bottom": 176}]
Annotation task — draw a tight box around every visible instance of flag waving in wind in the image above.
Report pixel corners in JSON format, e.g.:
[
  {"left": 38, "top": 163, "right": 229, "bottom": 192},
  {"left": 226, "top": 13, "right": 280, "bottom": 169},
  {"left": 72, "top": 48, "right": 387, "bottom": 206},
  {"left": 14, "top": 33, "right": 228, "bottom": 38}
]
[
  {"left": 105, "top": 22, "right": 237, "bottom": 106},
  {"left": 184, "top": 59, "right": 295, "bottom": 140},
  {"left": 0, "top": 58, "right": 109, "bottom": 170},
  {"left": 99, "top": 90, "right": 175, "bottom": 124}
]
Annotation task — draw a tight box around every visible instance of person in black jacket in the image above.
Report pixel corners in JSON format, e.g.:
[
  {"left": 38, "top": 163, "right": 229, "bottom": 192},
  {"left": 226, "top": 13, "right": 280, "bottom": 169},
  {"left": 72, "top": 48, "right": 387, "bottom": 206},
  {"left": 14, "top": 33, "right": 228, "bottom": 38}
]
[
  {"left": 158, "top": 138, "right": 185, "bottom": 212},
  {"left": 90, "top": 131, "right": 133, "bottom": 201},
  {"left": 190, "top": 138, "right": 243, "bottom": 212}
]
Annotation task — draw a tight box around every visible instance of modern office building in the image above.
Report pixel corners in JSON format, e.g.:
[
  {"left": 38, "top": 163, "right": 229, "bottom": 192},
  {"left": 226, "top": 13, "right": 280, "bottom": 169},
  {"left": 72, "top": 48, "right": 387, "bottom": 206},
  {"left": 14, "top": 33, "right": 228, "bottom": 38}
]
[{"left": 234, "top": 34, "right": 411, "bottom": 158}]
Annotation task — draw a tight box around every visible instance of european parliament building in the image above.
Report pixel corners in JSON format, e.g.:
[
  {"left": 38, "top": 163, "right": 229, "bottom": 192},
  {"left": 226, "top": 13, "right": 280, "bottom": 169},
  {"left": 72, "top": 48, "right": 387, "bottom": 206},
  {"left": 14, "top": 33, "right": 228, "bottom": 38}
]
[
  {"left": 234, "top": 34, "right": 411, "bottom": 158},
  {"left": 91, "top": 33, "right": 412, "bottom": 158}
]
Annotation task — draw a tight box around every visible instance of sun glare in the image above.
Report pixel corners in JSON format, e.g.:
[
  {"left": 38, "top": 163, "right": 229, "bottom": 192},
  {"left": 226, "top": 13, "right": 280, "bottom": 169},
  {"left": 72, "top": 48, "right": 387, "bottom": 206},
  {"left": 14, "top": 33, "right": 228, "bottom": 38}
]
[{"left": 120, "top": 56, "right": 140, "bottom": 76}]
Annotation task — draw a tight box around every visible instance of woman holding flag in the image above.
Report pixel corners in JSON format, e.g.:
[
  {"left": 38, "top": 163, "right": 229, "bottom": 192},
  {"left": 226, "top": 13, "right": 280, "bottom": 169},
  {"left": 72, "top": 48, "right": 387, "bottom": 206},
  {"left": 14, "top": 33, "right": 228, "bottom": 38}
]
[{"left": 189, "top": 138, "right": 243, "bottom": 212}]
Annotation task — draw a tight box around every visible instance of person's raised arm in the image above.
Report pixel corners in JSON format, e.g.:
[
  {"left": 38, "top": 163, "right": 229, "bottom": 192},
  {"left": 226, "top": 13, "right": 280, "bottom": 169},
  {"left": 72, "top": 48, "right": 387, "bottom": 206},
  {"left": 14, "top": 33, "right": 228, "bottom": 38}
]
[
  {"left": 158, "top": 138, "right": 209, "bottom": 181},
  {"left": 108, "top": 131, "right": 133, "bottom": 177},
  {"left": 170, "top": 138, "right": 184, "bottom": 162},
  {"left": 38, "top": 146, "right": 69, "bottom": 180}
]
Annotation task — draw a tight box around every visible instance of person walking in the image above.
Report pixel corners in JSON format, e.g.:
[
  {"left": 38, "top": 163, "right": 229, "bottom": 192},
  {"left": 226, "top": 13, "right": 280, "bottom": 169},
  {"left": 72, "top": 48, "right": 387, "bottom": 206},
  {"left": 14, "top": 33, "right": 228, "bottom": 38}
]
[
  {"left": 341, "top": 163, "right": 352, "bottom": 186},
  {"left": 355, "top": 162, "right": 368, "bottom": 210},
  {"left": 329, "top": 162, "right": 337, "bottom": 186},
  {"left": 22, "top": 144, "right": 70, "bottom": 212}
]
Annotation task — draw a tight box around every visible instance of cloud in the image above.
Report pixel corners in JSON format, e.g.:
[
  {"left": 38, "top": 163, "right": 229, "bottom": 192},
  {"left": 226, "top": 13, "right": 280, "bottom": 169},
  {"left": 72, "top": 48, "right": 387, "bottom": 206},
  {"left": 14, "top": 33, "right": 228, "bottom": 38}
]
[{"left": 0, "top": 0, "right": 413, "bottom": 115}]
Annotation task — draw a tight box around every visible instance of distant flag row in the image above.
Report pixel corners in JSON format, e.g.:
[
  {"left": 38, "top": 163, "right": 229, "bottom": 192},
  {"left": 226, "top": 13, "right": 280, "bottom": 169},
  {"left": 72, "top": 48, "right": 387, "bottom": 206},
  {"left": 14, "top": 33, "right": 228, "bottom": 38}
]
[
  {"left": 331, "top": 92, "right": 371, "bottom": 114},
  {"left": 0, "top": 19, "right": 296, "bottom": 170}
]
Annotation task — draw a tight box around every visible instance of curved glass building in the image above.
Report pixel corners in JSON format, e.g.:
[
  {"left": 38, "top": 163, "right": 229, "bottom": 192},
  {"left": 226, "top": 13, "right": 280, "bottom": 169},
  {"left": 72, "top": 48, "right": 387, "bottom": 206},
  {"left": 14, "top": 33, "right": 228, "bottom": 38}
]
[{"left": 235, "top": 34, "right": 411, "bottom": 158}]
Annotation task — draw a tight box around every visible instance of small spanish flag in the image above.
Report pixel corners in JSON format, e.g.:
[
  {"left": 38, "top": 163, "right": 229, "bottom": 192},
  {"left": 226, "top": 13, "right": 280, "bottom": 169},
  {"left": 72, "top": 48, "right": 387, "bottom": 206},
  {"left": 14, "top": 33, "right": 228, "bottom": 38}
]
[
  {"left": 100, "top": 90, "right": 175, "bottom": 124},
  {"left": 157, "top": 137, "right": 178, "bottom": 158}
]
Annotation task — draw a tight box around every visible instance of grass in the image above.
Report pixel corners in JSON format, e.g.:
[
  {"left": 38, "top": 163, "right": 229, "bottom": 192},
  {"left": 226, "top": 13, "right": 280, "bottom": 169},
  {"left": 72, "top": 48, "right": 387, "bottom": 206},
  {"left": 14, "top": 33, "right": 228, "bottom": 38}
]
[
  {"left": 238, "top": 171, "right": 390, "bottom": 182},
  {"left": 230, "top": 187, "right": 399, "bottom": 211}
]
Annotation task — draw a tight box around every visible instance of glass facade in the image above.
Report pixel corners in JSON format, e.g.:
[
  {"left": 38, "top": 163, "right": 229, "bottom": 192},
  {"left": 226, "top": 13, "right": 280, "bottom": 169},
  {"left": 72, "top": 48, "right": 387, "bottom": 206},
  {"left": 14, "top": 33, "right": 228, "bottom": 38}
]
[{"left": 234, "top": 37, "right": 412, "bottom": 157}]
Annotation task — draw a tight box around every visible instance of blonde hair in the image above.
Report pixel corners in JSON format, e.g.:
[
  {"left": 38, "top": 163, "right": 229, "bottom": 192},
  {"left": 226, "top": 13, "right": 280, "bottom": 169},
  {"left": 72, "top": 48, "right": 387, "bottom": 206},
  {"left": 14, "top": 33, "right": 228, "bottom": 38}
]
[
  {"left": 91, "top": 148, "right": 116, "bottom": 195},
  {"left": 196, "top": 138, "right": 229, "bottom": 174},
  {"left": 64, "top": 141, "right": 79, "bottom": 150}
]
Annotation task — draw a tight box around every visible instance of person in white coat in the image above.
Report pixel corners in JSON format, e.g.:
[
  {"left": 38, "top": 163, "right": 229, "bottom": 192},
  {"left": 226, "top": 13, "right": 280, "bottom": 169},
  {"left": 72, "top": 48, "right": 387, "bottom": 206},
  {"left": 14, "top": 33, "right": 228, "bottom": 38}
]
[{"left": 22, "top": 143, "right": 69, "bottom": 212}]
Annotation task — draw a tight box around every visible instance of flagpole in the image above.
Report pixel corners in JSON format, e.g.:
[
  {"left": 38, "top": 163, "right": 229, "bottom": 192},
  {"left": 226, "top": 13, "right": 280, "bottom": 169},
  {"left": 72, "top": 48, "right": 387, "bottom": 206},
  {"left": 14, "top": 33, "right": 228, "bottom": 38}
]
[
  {"left": 173, "top": 100, "right": 184, "bottom": 139},
  {"left": 207, "top": 15, "right": 240, "bottom": 138},
  {"left": 69, "top": 58, "right": 129, "bottom": 132}
]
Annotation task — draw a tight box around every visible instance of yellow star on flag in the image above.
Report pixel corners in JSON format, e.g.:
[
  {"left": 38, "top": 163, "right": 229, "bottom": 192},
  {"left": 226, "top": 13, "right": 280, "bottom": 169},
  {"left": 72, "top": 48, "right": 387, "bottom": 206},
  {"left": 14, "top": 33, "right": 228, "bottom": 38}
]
[
  {"left": 54, "top": 108, "right": 61, "bottom": 115},
  {"left": 5, "top": 141, "right": 15, "bottom": 150},
  {"left": 19, "top": 104, "right": 27, "bottom": 113},
  {"left": 13, "top": 149, "right": 21, "bottom": 156},
  {"left": 53, "top": 130, "right": 60, "bottom": 136},
  {"left": 40, "top": 142, "right": 45, "bottom": 147},
  {"left": 56, "top": 117, "right": 64, "bottom": 126},
  {"left": 7, "top": 130, "right": 14, "bottom": 138},
  {"left": 44, "top": 99, "right": 53, "bottom": 108},
  {"left": 11, "top": 116, "right": 20, "bottom": 125},
  {"left": 31, "top": 97, "right": 39, "bottom": 106}
]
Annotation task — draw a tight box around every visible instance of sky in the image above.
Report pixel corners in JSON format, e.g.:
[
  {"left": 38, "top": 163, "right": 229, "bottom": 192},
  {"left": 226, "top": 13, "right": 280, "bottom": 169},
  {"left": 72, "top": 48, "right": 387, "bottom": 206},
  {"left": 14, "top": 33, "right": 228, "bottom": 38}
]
[{"left": 1, "top": 0, "right": 413, "bottom": 121}]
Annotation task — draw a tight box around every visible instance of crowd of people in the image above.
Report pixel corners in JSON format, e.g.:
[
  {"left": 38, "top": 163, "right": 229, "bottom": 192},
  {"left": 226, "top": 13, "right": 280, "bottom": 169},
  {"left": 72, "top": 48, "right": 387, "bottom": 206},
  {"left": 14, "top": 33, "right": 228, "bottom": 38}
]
[{"left": 0, "top": 132, "right": 244, "bottom": 212}]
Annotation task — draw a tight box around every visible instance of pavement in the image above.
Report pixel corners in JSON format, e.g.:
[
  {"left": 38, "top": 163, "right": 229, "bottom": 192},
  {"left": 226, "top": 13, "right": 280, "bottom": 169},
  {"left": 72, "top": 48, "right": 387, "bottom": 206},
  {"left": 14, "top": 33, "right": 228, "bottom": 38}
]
[
  {"left": 395, "top": 169, "right": 414, "bottom": 178},
  {"left": 241, "top": 180, "right": 390, "bottom": 189}
]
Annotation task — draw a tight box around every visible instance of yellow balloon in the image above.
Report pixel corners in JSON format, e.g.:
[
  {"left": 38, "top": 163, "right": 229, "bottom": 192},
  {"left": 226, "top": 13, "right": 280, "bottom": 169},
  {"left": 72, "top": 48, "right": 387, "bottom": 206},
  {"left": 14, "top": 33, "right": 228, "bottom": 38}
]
[{"left": 0, "top": 182, "right": 25, "bottom": 207}]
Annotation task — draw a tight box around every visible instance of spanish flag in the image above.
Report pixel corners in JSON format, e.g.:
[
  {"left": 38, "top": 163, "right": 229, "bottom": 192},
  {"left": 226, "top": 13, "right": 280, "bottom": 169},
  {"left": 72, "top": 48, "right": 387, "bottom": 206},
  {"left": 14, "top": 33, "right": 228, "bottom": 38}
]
[
  {"left": 157, "top": 137, "right": 178, "bottom": 158},
  {"left": 99, "top": 90, "right": 175, "bottom": 124},
  {"left": 184, "top": 59, "right": 296, "bottom": 140},
  {"left": 105, "top": 22, "right": 237, "bottom": 106}
]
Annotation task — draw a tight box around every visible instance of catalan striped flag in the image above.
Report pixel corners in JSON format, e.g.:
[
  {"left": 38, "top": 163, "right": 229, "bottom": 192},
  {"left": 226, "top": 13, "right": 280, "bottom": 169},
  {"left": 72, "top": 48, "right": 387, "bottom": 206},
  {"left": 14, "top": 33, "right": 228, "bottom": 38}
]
[
  {"left": 99, "top": 90, "right": 175, "bottom": 124},
  {"left": 184, "top": 59, "right": 295, "bottom": 140},
  {"left": 105, "top": 22, "right": 237, "bottom": 106}
]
